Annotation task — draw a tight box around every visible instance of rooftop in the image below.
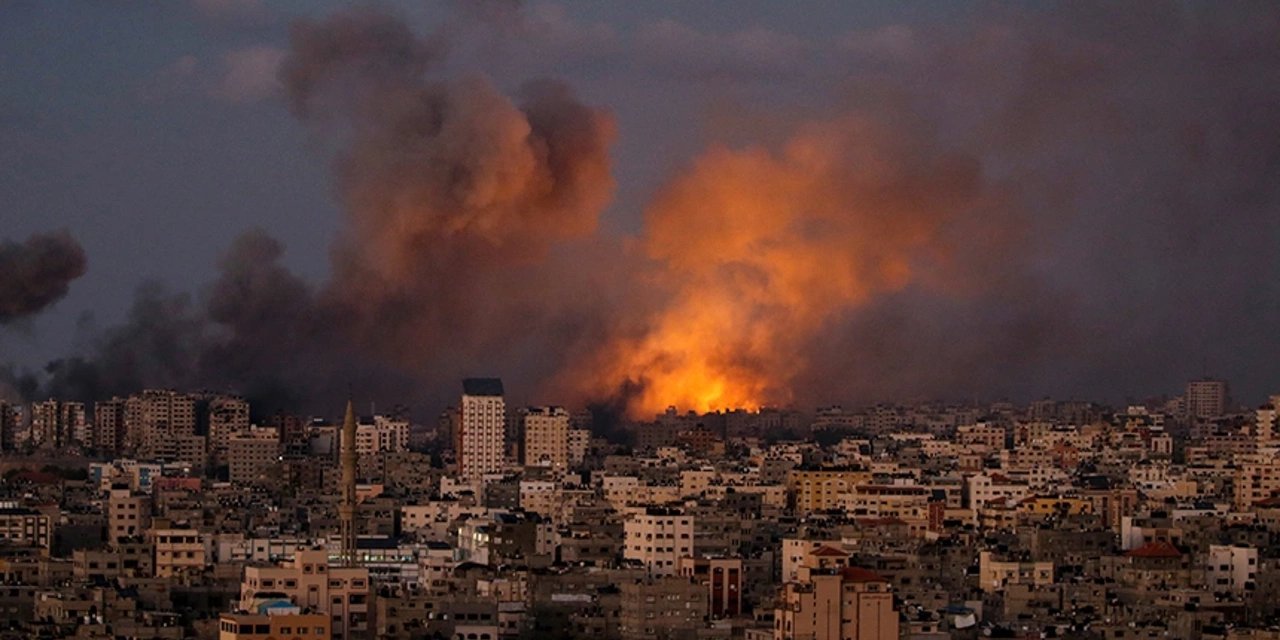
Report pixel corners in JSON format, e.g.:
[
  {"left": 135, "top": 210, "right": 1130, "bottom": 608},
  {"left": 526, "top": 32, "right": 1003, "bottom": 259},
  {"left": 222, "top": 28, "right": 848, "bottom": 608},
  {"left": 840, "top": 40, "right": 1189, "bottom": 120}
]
[
  {"left": 1125, "top": 541, "right": 1183, "bottom": 559},
  {"left": 840, "top": 566, "right": 889, "bottom": 583},
  {"left": 463, "top": 378, "right": 505, "bottom": 397},
  {"left": 810, "top": 546, "right": 848, "bottom": 557}
]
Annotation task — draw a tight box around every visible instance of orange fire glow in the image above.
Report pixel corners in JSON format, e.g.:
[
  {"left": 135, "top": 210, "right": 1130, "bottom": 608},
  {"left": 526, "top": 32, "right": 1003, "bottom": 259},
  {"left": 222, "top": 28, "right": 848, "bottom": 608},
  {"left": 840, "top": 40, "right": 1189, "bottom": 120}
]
[{"left": 574, "top": 115, "right": 984, "bottom": 417}]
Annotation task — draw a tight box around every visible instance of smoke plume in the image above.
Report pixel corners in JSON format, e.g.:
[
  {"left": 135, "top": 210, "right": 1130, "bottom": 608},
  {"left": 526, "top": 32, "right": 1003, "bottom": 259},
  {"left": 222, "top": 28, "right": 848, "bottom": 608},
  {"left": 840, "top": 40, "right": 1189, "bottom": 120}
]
[
  {"left": 569, "top": 115, "right": 1005, "bottom": 414},
  {"left": 284, "top": 6, "right": 616, "bottom": 403},
  {"left": 12, "top": 2, "right": 1280, "bottom": 418},
  {"left": 564, "top": 2, "right": 1280, "bottom": 413},
  {"left": 0, "top": 231, "right": 86, "bottom": 324},
  {"left": 26, "top": 6, "right": 617, "bottom": 416}
]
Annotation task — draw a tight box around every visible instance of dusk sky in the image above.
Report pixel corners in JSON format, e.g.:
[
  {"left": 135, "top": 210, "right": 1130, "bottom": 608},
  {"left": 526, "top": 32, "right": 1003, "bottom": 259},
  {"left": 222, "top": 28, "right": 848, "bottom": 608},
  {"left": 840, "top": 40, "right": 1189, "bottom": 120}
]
[{"left": 3, "top": 1, "right": 1279, "bottom": 417}]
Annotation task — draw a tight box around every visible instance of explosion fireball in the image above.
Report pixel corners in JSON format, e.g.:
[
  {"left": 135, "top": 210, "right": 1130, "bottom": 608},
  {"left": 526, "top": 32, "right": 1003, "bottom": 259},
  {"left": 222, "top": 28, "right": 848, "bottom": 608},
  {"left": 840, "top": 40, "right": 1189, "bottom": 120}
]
[{"left": 575, "top": 116, "right": 989, "bottom": 417}]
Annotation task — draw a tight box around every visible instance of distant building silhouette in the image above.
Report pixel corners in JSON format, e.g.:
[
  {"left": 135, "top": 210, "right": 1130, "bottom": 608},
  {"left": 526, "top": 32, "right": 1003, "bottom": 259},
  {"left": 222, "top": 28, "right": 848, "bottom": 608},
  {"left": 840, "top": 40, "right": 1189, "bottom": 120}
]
[{"left": 1185, "top": 378, "right": 1228, "bottom": 421}]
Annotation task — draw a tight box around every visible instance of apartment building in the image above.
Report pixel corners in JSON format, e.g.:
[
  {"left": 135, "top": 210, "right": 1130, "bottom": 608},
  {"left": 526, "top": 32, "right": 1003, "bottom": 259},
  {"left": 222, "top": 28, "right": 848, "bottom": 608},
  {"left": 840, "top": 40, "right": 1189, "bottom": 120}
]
[
  {"left": 788, "top": 467, "right": 871, "bottom": 514},
  {"left": 774, "top": 547, "right": 898, "bottom": 640},
  {"left": 624, "top": 507, "right": 694, "bottom": 576},
  {"left": 240, "top": 550, "right": 370, "bottom": 639},
  {"left": 522, "top": 406, "right": 570, "bottom": 472}
]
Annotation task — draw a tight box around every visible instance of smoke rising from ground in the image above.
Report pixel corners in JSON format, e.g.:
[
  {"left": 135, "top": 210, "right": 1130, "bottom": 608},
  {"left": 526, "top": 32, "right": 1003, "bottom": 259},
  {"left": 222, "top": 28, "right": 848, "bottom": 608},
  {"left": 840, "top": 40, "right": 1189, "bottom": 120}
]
[
  {"left": 13, "top": 6, "right": 617, "bottom": 416},
  {"left": 285, "top": 6, "right": 617, "bottom": 410},
  {"left": 568, "top": 114, "right": 1008, "bottom": 414},
  {"left": 8, "top": 3, "right": 1280, "bottom": 416}
]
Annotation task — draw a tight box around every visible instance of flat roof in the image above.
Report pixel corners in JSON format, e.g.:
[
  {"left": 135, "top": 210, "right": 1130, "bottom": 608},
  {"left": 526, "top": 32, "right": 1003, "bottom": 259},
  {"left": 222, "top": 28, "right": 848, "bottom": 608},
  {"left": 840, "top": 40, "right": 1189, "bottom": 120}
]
[{"left": 463, "top": 378, "right": 504, "bottom": 396}]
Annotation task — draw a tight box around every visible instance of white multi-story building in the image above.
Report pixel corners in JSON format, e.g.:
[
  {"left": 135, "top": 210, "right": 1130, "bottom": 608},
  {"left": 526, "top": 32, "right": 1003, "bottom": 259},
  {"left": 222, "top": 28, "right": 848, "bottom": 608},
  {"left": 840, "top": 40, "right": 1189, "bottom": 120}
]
[
  {"left": 965, "top": 473, "right": 1030, "bottom": 510},
  {"left": 623, "top": 507, "right": 693, "bottom": 576},
  {"left": 1255, "top": 399, "right": 1280, "bottom": 444},
  {"left": 522, "top": 406, "right": 569, "bottom": 471},
  {"left": 1206, "top": 544, "right": 1257, "bottom": 593},
  {"left": 374, "top": 415, "right": 410, "bottom": 452},
  {"left": 354, "top": 415, "right": 410, "bottom": 456},
  {"left": 458, "top": 379, "right": 506, "bottom": 479}
]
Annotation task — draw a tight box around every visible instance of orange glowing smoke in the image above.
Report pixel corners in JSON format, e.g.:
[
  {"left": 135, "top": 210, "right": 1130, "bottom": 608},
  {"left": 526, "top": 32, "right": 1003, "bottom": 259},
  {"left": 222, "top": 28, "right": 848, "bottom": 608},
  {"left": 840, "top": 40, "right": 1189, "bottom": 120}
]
[{"left": 575, "top": 115, "right": 986, "bottom": 417}]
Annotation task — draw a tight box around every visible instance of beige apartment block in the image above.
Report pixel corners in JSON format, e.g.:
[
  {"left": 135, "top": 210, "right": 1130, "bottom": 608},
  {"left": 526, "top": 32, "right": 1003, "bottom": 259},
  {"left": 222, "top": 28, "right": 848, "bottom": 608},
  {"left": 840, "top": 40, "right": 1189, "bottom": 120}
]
[
  {"left": 151, "top": 528, "right": 206, "bottom": 578},
  {"left": 240, "top": 550, "right": 370, "bottom": 639},
  {"left": 774, "top": 546, "right": 898, "bottom": 640}
]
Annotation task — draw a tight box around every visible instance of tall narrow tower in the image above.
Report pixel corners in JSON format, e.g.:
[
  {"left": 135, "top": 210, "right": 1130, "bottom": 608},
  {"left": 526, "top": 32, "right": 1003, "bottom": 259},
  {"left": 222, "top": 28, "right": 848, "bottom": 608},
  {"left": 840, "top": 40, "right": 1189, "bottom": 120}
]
[
  {"left": 459, "top": 378, "right": 506, "bottom": 480},
  {"left": 339, "top": 399, "right": 358, "bottom": 566}
]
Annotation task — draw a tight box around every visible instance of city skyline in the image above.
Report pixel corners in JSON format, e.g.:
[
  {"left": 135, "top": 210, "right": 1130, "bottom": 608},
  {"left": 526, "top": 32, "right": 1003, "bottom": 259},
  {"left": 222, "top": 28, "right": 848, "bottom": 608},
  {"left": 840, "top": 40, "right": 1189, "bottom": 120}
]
[
  {"left": 0, "top": 374, "right": 1255, "bottom": 440},
  {"left": 8, "top": 5, "right": 1280, "bottom": 636},
  {"left": 0, "top": 373, "right": 1279, "bottom": 638}
]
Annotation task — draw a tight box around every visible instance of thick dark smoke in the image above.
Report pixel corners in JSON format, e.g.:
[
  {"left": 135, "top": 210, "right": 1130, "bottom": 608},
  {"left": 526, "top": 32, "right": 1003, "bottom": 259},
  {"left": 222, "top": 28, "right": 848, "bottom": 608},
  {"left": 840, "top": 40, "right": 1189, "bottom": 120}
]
[
  {"left": 0, "top": 230, "right": 86, "bottom": 324},
  {"left": 280, "top": 7, "right": 618, "bottom": 411},
  {"left": 282, "top": 5, "right": 617, "bottom": 412},
  {"left": 799, "top": 2, "right": 1280, "bottom": 405},
  {"left": 15, "top": 6, "right": 616, "bottom": 417},
  {"left": 560, "top": 1, "right": 1280, "bottom": 410},
  {"left": 42, "top": 283, "right": 204, "bottom": 400},
  {"left": 9, "top": 3, "right": 1280, "bottom": 416}
]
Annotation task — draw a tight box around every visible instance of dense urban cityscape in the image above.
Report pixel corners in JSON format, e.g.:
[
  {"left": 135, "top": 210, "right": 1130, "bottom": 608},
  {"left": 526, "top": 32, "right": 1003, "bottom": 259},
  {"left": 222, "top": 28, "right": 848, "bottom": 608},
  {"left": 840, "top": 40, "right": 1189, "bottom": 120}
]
[
  {"left": 0, "top": 377, "right": 1277, "bottom": 639},
  {"left": 6, "top": 1, "right": 1280, "bottom": 639}
]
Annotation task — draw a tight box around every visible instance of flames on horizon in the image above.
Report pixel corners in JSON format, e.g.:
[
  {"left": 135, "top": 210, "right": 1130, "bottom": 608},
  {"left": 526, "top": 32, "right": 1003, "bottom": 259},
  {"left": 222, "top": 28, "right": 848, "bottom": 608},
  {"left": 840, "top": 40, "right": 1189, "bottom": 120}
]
[
  {"left": 571, "top": 116, "right": 993, "bottom": 416},
  {"left": 8, "top": 3, "right": 1280, "bottom": 419}
]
